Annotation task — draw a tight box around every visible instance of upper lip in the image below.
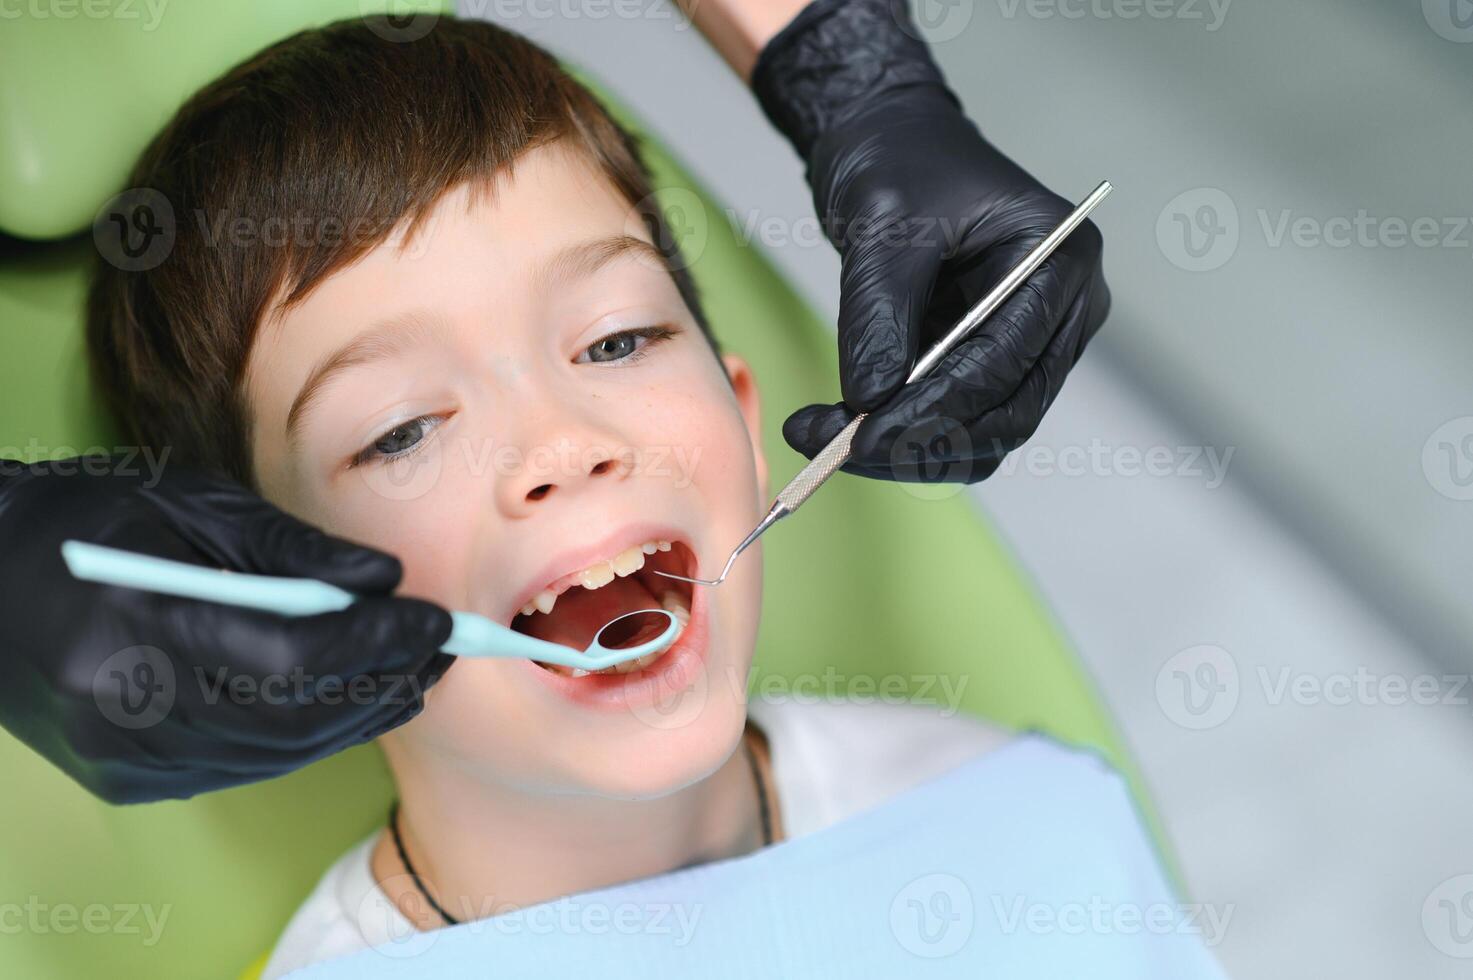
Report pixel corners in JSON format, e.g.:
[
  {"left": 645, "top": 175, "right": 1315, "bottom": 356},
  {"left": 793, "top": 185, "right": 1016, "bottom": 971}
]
[{"left": 502, "top": 521, "right": 695, "bottom": 624}]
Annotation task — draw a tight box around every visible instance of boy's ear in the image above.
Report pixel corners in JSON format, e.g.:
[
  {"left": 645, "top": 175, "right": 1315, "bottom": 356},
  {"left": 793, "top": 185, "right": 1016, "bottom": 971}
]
[{"left": 721, "top": 353, "right": 768, "bottom": 497}]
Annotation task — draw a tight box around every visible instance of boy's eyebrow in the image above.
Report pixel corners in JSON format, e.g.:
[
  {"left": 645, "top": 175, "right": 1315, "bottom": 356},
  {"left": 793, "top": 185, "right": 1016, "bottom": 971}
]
[
  {"left": 284, "top": 234, "right": 666, "bottom": 449},
  {"left": 285, "top": 310, "right": 447, "bottom": 449},
  {"left": 532, "top": 234, "right": 667, "bottom": 293}
]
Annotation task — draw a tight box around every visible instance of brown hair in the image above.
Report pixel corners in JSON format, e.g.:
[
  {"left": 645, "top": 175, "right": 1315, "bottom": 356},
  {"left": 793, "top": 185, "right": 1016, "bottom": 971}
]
[{"left": 87, "top": 14, "right": 716, "bottom": 489}]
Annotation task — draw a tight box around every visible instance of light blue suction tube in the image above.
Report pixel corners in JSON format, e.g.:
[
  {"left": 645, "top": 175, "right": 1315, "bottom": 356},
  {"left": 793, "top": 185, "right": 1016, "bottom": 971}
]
[{"left": 59, "top": 541, "right": 682, "bottom": 671}]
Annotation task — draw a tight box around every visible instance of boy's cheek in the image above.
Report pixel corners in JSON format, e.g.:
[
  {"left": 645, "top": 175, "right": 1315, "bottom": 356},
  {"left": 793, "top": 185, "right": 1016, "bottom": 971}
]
[
  {"left": 293, "top": 491, "right": 472, "bottom": 607},
  {"left": 288, "top": 460, "right": 480, "bottom": 594},
  {"left": 386, "top": 662, "right": 539, "bottom": 770},
  {"left": 655, "top": 410, "right": 751, "bottom": 485}
]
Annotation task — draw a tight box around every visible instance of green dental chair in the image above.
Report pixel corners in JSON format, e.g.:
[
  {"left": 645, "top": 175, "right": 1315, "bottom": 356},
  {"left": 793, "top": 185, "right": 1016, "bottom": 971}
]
[{"left": 0, "top": 3, "right": 1169, "bottom": 977}]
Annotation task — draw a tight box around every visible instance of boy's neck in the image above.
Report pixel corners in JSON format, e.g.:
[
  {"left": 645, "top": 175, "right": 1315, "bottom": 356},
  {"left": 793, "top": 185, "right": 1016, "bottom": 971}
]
[{"left": 371, "top": 720, "right": 779, "bottom": 929}]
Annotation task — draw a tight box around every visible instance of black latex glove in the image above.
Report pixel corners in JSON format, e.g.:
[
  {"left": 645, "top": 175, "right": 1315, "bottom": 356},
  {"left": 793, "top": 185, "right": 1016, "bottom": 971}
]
[
  {"left": 0, "top": 457, "right": 453, "bottom": 803},
  {"left": 752, "top": 0, "right": 1111, "bottom": 483}
]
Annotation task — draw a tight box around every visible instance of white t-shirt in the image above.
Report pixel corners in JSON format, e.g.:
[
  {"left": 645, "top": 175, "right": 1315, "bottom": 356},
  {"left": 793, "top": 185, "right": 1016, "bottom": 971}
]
[{"left": 261, "top": 698, "right": 1011, "bottom": 979}]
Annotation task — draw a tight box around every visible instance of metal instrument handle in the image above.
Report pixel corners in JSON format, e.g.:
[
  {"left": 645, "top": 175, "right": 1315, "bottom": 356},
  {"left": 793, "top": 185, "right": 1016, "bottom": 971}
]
[{"left": 775, "top": 413, "right": 867, "bottom": 512}]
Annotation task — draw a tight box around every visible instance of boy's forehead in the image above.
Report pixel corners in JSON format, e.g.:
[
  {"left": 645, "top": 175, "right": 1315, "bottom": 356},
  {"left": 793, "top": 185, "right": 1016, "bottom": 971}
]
[
  {"left": 255, "top": 142, "right": 641, "bottom": 338},
  {"left": 390, "top": 143, "right": 647, "bottom": 275},
  {"left": 263, "top": 142, "right": 645, "bottom": 326}
]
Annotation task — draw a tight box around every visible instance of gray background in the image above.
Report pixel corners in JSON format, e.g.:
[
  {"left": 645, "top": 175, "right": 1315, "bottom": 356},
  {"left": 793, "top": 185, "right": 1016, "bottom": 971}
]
[{"left": 462, "top": 0, "right": 1473, "bottom": 975}]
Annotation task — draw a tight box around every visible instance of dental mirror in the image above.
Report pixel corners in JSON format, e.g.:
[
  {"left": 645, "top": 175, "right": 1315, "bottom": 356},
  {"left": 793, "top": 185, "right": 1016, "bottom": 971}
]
[
  {"left": 442, "top": 605, "right": 683, "bottom": 669},
  {"left": 60, "top": 540, "right": 684, "bottom": 672},
  {"left": 592, "top": 609, "right": 677, "bottom": 650}
]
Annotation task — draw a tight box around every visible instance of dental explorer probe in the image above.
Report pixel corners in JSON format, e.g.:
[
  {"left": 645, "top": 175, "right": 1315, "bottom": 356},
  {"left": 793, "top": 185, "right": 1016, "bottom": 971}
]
[{"left": 654, "top": 180, "right": 1114, "bottom": 588}]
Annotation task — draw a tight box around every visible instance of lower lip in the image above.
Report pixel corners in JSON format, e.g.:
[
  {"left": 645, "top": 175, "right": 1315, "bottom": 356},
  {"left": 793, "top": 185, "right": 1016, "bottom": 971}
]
[{"left": 517, "top": 585, "right": 708, "bottom": 712}]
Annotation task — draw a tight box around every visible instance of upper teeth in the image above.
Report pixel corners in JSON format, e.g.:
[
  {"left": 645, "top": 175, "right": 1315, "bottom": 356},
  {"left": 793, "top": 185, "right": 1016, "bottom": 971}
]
[{"left": 519, "top": 540, "right": 672, "bottom": 618}]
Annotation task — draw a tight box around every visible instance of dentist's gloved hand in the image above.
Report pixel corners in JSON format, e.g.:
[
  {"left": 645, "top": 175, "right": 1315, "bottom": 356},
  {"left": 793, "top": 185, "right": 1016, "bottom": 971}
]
[
  {"left": 0, "top": 457, "right": 453, "bottom": 804},
  {"left": 751, "top": 0, "right": 1111, "bottom": 483}
]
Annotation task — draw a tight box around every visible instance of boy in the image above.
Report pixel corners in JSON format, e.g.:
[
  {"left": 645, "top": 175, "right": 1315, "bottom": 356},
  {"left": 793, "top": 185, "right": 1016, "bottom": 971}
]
[{"left": 88, "top": 16, "right": 1213, "bottom": 978}]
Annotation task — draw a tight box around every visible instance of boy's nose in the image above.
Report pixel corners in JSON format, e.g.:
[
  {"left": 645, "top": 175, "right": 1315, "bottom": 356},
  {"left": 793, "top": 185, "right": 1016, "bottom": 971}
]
[{"left": 494, "top": 441, "right": 631, "bottom": 517}]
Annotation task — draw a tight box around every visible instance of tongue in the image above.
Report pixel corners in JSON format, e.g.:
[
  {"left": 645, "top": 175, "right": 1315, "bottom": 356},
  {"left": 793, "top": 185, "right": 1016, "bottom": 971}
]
[{"left": 520, "top": 574, "right": 662, "bottom": 652}]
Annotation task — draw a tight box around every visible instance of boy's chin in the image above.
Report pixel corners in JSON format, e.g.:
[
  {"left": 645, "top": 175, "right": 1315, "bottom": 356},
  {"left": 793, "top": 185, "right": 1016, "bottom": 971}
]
[{"left": 560, "top": 700, "right": 751, "bottom": 800}]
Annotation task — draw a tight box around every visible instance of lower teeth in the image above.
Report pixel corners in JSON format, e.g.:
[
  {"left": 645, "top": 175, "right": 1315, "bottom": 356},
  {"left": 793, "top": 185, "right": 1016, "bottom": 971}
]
[
  {"left": 535, "top": 588, "right": 691, "bottom": 678},
  {"left": 572, "top": 648, "right": 660, "bottom": 678},
  {"left": 659, "top": 589, "right": 693, "bottom": 626}
]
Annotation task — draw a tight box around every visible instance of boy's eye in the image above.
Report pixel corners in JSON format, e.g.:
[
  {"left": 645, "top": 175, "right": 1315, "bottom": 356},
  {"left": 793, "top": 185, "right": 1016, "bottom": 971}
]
[
  {"left": 577, "top": 325, "right": 674, "bottom": 365},
  {"left": 588, "top": 333, "right": 639, "bottom": 362},
  {"left": 352, "top": 414, "right": 445, "bottom": 467}
]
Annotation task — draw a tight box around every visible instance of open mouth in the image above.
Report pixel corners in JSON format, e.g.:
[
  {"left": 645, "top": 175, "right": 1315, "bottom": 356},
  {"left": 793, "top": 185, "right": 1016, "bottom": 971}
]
[{"left": 511, "top": 538, "right": 697, "bottom": 678}]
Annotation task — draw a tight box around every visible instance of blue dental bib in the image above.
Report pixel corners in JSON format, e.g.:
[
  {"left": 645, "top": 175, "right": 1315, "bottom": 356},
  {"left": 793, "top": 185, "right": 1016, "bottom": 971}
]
[{"left": 288, "top": 735, "right": 1228, "bottom": 979}]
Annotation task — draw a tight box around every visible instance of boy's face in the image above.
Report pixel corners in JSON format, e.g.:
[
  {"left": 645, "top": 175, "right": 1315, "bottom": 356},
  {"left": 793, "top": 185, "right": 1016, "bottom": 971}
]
[{"left": 245, "top": 141, "right": 768, "bottom": 799}]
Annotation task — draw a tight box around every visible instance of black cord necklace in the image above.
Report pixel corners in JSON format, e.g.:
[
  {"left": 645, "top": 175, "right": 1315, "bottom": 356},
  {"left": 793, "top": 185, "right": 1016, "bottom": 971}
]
[{"left": 388, "top": 736, "right": 774, "bottom": 927}]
